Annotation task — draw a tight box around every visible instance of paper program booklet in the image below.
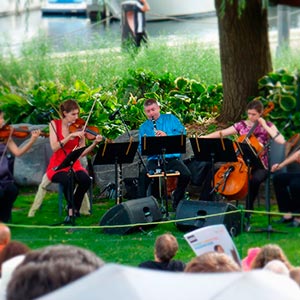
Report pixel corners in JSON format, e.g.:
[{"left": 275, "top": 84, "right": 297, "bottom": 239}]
[{"left": 184, "top": 224, "right": 241, "bottom": 266}]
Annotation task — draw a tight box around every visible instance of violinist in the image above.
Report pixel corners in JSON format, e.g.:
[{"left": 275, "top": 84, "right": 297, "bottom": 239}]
[
  {"left": 271, "top": 149, "right": 300, "bottom": 227},
  {"left": 0, "top": 109, "right": 41, "bottom": 223},
  {"left": 46, "top": 99, "right": 103, "bottom": 224},
  {"left": 202, "top": 100, "right": 285, "bottom": 217}
]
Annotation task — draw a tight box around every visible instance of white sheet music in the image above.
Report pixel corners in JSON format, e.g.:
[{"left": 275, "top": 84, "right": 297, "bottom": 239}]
[{"left": 184, "top": 224, "right": 241, "bottom": 266}]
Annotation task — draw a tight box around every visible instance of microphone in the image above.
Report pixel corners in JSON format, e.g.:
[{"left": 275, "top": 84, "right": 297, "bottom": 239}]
[
  {"left": 37, "top": 109, "right": 54, "bottom": 121},
  {"left": 109, "top": 109, "right": 120, "bottom": 121}
]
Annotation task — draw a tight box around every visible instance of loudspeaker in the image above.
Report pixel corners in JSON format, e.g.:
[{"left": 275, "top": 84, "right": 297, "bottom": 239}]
[
  {"left": 99, "top": 196, "right": 162, "bottom": 234},
  {"left": 175, "top": 200, "right": 241, "bottom": 236}
]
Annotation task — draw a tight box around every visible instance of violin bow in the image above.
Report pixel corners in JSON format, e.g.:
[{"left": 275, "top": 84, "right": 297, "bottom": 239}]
[{"left": 82, "top": 97, "right": 98, "bottom": 133}]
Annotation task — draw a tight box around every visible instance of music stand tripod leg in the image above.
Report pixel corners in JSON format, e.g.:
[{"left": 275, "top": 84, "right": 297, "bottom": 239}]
[
  {"left": 245, "top": 159, "right": 251, "bottom": 231},
  {"left": 251, "top": 145, "right": 287, "bottom": 236},
  {"left": 68, "top": 166, "right": 76, "bottom": 226},
  {"left": 160, "top": 152, "right": 169, "bottom": 219}
]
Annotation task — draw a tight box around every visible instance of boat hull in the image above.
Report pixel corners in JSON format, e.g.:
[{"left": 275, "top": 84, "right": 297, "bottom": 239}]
[
  {"left": 107, "top": 0, "right": 215, "bottom": 21},
  {"left": 41, "top": 0, "right": 87, "bottom": 16}
]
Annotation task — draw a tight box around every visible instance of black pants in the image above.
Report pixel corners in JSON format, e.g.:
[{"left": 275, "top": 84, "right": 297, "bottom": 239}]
[
  {"left": 0, "top": 182, "right": 19, "bottom": 222},
  {"left": 52, "top": 170, "right": 91, "bottom": 212},
  {"left": 248, "top": 168, "right": 268, "bottom": 210},
  {"left": 273, "top": 172, "right": 300, "bottom": 214},
  {"left": 137, "top": 158, "right": 191, "bottom": 207}
]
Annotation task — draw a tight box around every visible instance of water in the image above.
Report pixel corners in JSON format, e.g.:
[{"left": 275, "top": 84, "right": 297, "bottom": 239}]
[
  {"left": 0, "top": 6, "right": 300, "bottom": 55},
  {"left": 0, "top": 9, "right": 219, "bottom": 55}
]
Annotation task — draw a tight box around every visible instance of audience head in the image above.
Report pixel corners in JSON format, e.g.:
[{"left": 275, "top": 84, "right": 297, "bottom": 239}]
[
  {"left": 290, "top": 267, "right": 300, "bottom": 286},
  {"left": 184, "top": 251, "right": 241, "bottom": 273},
  {"left": 154, "top": 233, "right": 179, "bottom": 263},
  {"left": 263, "top": 259, "right": 290, "bottom": 276},
  {"left": 0, "top": 223, "right": 11, "bottom": 252},
  {"left": 0, "top": 241, "right": 30, "bottom": 274},
  {"left": 6, "top": 244, "right": 104, "bottom": 300},
  {"left": 250, "top": 244, "right": 292, "bottom": 270}
]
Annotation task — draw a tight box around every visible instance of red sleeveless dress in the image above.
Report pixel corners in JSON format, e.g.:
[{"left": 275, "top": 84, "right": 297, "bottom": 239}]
[{"left": 46, "top": 119, "right": 87, "bottom": 180}]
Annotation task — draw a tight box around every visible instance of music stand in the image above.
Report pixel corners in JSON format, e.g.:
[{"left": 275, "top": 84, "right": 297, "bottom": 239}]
[
  {"left": 93, "top": 141, "right": 138, "bottom": 204},
  {"left": 54, "top": 146, "right": 88, "bottom": 226},
  {"left": 141, "top": 134, "right": 186, "bottom": 218},
  {"left": 235, "top": 142, "right": 265, "bottom": 230},
  {"left": 239, "top": 140, "right": 287, "bottom": 236},
  {"left": 189, "top": 137, "right": 237, "bottom": 200}
]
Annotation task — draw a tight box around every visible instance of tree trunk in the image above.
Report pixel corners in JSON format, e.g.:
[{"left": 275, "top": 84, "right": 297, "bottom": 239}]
[{"left": 215, "top": 0, "right": 272, "bottom": 123}]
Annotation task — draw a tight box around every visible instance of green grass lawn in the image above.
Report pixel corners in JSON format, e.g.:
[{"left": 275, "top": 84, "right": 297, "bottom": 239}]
[{"left": 7, "top": 186, "right": 300, "bottom": 268}]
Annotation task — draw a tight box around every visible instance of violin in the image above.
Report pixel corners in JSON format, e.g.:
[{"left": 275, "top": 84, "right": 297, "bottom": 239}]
[
  {"left": 69, "top": 118, "right": 100, "bottom": 140},
  {"left": 213, "top": 101, "right": 274, "bottom": 200},
  {"left": 0, "top": 124, "right": 49, "bottom": 139}
]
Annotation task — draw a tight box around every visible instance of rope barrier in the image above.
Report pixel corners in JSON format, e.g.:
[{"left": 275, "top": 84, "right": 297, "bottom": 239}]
[{"left": 6, "top": 208, "right": 300, "bottom": 230}]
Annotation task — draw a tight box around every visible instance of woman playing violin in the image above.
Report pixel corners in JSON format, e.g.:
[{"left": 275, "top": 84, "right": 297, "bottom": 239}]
[
  {"left": 46, "top": 99, "right": 103, "bottom": 224},
  {"left": 0, "top": 109, "right": 41, "bottom": 222},
  {"left": 202, "top": 100, "right": 285, "bottom": 218}
]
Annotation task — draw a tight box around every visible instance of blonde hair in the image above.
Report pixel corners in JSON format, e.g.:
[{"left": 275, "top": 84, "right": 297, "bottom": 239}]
[{"left": 185, "top": 252, "right": 241, "bottom": 273}]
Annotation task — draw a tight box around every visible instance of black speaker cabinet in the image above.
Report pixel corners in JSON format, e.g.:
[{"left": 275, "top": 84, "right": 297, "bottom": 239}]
[
  {"left": 175, "top": 200, "right": 241, "bottom": 236},
  {"left": 99, "top": 196, "right": 162, "bottom": 234}
]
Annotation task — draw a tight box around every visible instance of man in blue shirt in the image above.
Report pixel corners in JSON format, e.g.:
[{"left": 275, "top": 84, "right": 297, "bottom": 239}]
[{"left": 138, "top": 99, "right": 191, "bottom": 209}]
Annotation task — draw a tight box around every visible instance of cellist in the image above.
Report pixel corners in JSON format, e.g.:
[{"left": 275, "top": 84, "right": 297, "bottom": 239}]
[{"left": 201, "top": 100, "right": 285, "bottom": 218}]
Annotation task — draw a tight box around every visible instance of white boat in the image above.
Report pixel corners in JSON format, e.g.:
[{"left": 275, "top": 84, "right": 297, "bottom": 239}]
[
  {"left": 41, "top": 0, "right": 87, "bottom": 15},
  {"left": 106, "top": 0, "right": 215, "bottom": 21}
]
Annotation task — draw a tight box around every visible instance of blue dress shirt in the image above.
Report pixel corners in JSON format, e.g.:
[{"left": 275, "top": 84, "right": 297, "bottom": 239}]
[{"left": 139, "top": 113, "right": 186, "bottom": 161}]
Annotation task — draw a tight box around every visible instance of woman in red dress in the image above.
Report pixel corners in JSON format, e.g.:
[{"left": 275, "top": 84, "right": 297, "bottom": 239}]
[{"left": 46, "top": 99, "right": 103, "bottom": 223}]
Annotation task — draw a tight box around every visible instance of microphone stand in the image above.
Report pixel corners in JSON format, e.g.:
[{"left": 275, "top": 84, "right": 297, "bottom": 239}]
[{"left": 117, "top": 110, "right": 148, "bottom": 172}]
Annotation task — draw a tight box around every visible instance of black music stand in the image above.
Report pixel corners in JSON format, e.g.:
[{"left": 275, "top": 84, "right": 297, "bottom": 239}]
[
  {"left": 235, "top": 142, "right": 265, "bottom": 230},
  {"left": 239, "top": 141, "right": 287, "bottom": 236},
  {"left": 141, "top": 134, "right": 186, "bottom": 218},
  {"left": 53, "top": 146, "right": 87, "bottom": 226},
  {"left": 189, "top": 138, "right": 237, "bottom": 200},
  {"left": 93, "top": 141, "right": 138, "bottom": 204}
]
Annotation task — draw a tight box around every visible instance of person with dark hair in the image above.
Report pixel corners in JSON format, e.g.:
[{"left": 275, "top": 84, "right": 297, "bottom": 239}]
[
  {"left": 46, "top": 99, "right": 103, "bottom": 223},
  {"left": 0, "top": 240, "right": 30, "bottom": 297},
  {"left": 0, "top": 110, "right": 41, "bottom": 222},
  {"left": 271, "top": 149, "right": 300, "bottom": 226},
  {"left": 201, "top": 100, "right": 285, "bottom": 226},
  {"left": 184, "top": 251, "right": 241, "bottom": 273},
  {"left": 6, "top": 244, "right": 104, "bottom": 300},
  {"left": 0, "top": 240, "right": 30, "bottom": 273},
  {"left": 139, "top": 233, "right": 185, "bottom": 271},
  {"left": 137, "top": 99, "right": 191, "bottom": 209}
]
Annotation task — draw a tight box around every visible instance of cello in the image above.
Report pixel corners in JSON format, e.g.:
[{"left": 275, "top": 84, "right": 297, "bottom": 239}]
[{"left": 213, "top": 102, "right": 274, "bottom": 200}]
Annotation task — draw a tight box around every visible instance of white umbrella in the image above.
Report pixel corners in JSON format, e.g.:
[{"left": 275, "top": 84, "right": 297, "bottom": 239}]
[{"left": 38, "top": 263, "right": 300, "bottom": 300}]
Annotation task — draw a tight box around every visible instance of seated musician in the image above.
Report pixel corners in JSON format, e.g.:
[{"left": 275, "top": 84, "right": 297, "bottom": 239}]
[
  {"left": 46, "top": 99, "right": 103, "bottom": 224},
  {"left": 271, "top": 149, "right": 300, "bottom": 227},
  {"left": 137, "top": 99, "right": 191, "bottom": 210},
  {"left": 201, "top": 100, "right": 285, "bottom": 218},
  {"left": 0, "top": 109, "right": 41, "bottom": 222}
]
